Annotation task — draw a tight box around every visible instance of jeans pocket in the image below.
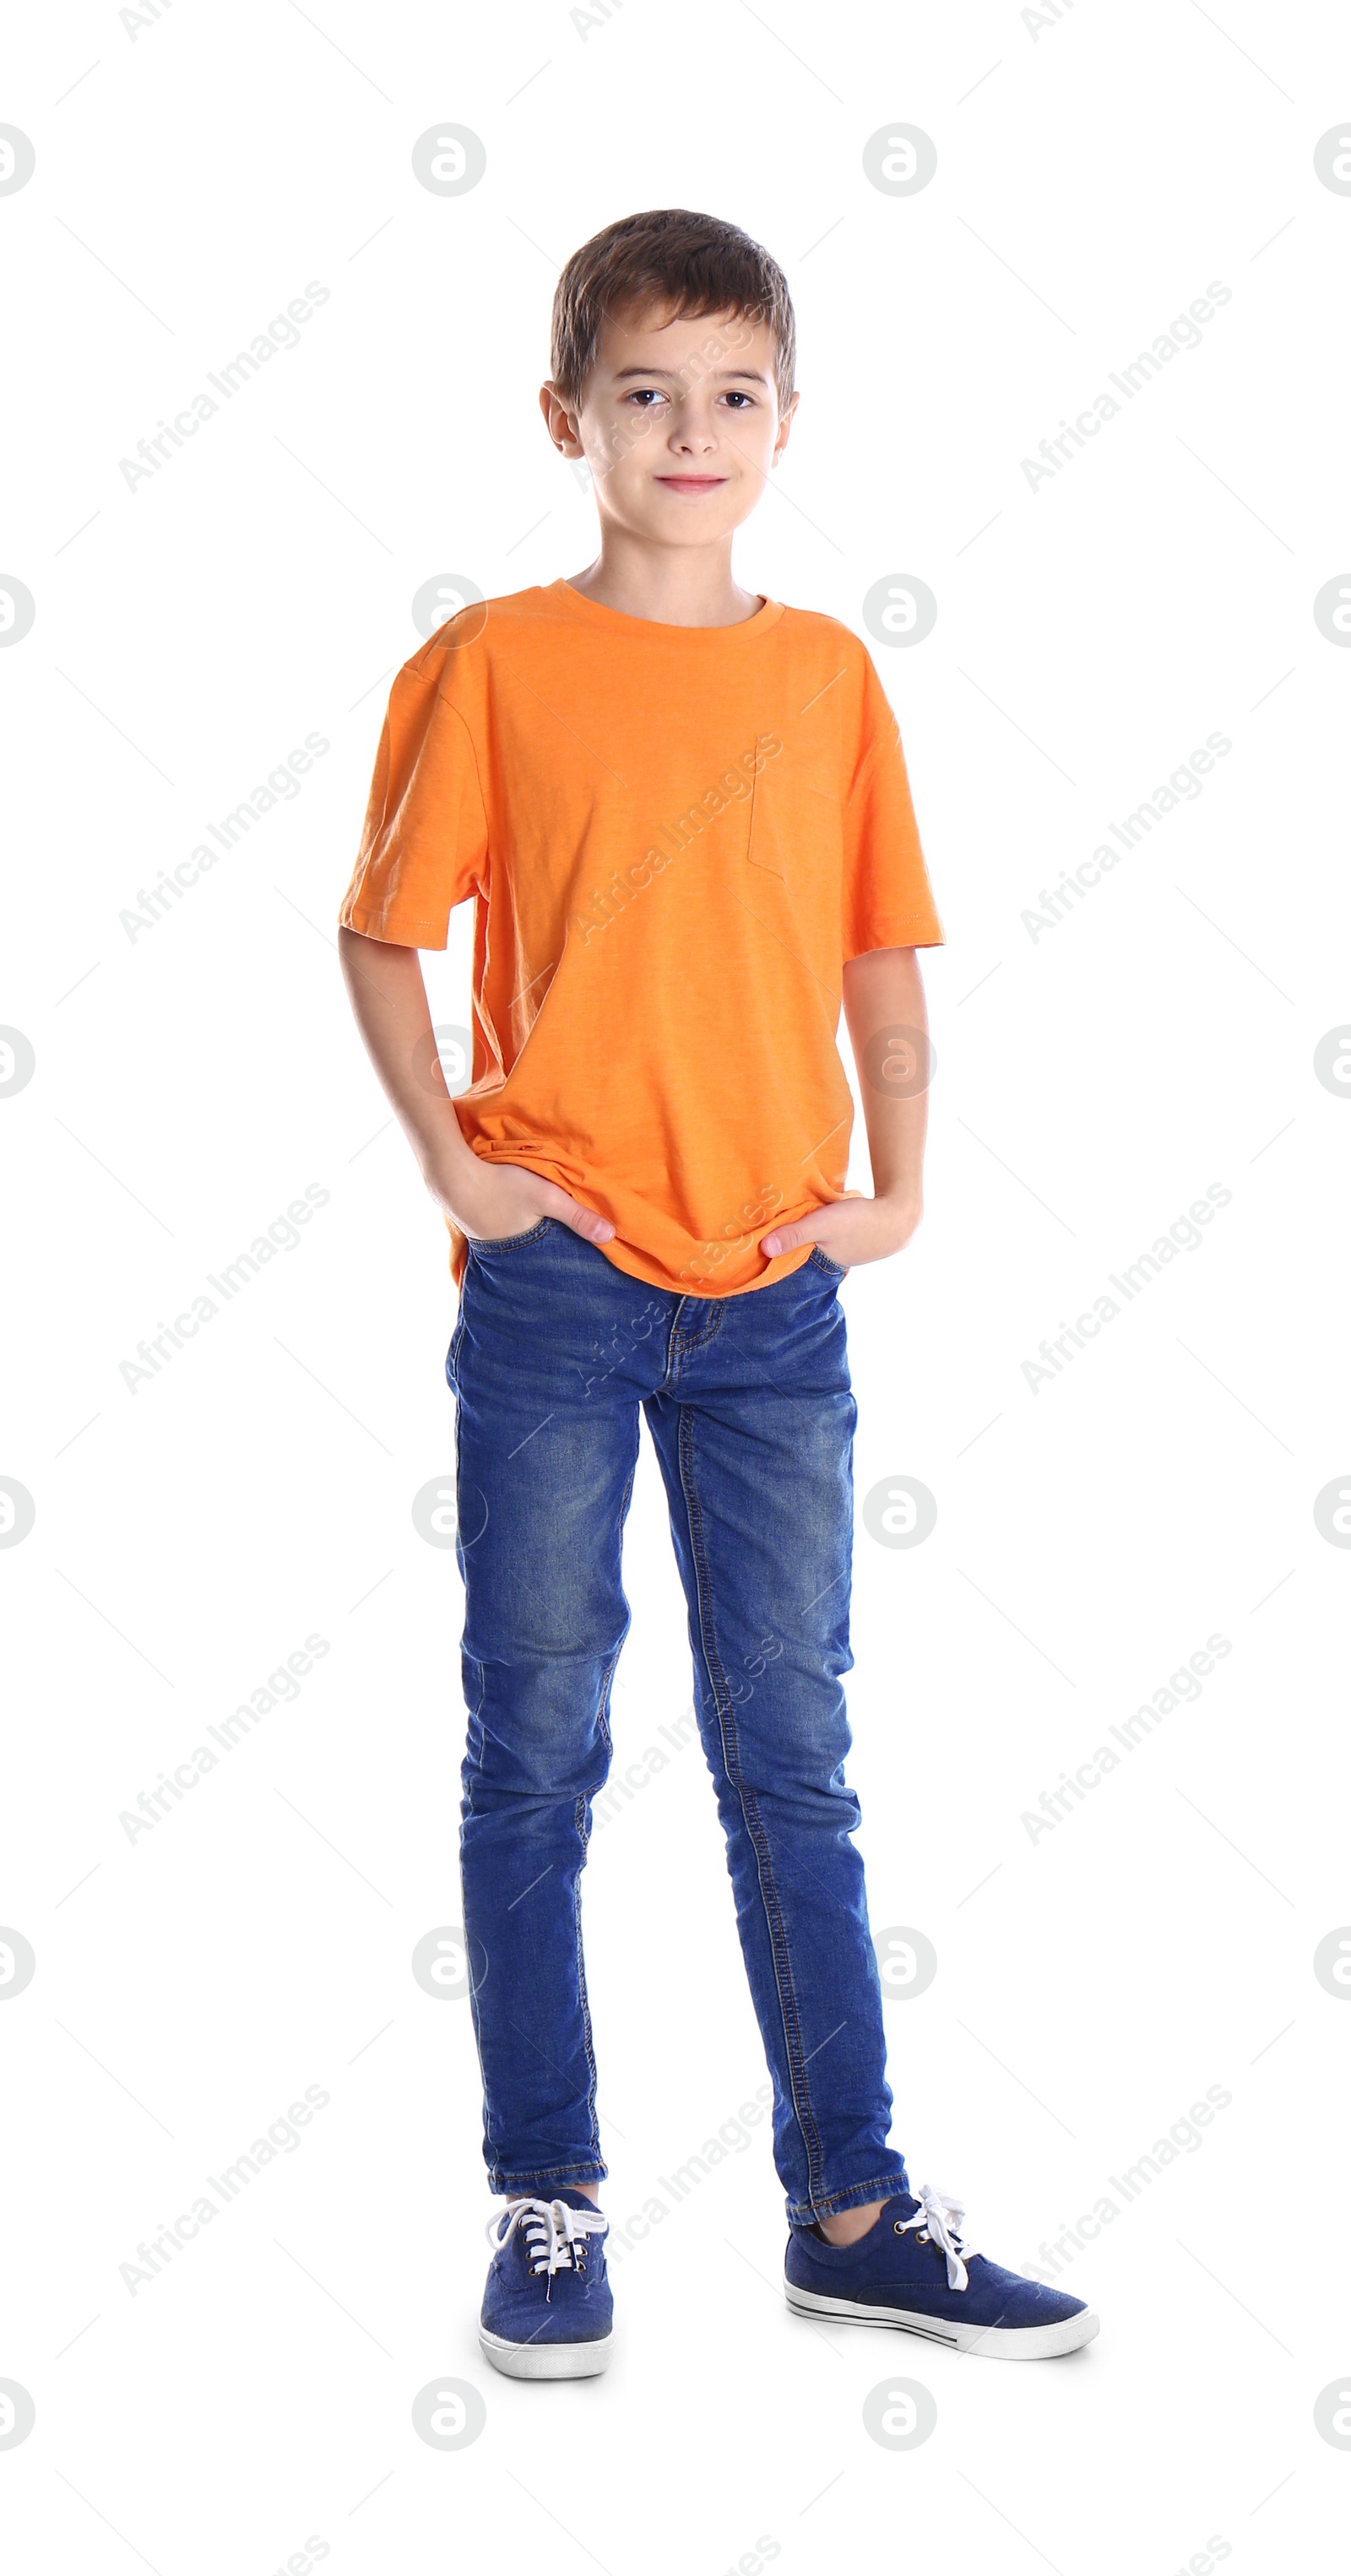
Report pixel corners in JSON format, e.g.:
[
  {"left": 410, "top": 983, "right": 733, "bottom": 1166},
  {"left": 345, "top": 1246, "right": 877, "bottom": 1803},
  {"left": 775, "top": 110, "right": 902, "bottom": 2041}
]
[
  {"left": 808, "top": 1245, "right": 848, "bottom": 1279},
  {"left": 465, "top": 1217, "right": 555, "bottom": 1255}
]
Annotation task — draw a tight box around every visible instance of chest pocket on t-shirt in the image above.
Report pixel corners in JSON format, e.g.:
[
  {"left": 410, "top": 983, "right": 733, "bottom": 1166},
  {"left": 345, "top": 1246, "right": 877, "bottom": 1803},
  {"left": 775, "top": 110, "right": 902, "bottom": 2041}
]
[{"left": 746, "top": 727, "right": 841, "bottom": 887}]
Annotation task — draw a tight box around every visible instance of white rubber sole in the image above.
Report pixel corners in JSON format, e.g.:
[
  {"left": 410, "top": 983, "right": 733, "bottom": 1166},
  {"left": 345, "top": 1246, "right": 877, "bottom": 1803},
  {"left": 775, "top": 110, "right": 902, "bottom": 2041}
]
[
  {"left": 786, "top": 2282, "right": 1099, "bottom": 2360},
  {"left": 479, "top": 2325, "right": 615, "bottom": 2380}
]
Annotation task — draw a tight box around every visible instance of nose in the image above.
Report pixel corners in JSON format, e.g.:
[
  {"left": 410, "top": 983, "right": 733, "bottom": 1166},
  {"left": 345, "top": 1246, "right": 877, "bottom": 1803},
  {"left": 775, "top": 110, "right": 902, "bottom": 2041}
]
[{"left": 668, "top": 403, "right": 717, "bottom": 457}]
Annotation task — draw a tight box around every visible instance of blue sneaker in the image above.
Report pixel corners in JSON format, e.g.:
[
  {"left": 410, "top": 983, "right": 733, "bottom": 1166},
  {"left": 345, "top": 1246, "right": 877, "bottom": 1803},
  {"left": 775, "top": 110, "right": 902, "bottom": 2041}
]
[
  {"left": 785, "top": 2183, "right": 1099, "bottom": 2360},
  {"left": 480, "top": 2189, "right": 613, "bottom": 2379}
]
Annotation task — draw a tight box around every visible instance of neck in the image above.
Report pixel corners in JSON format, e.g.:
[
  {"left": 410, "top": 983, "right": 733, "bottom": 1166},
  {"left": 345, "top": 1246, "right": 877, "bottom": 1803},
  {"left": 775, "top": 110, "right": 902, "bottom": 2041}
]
[{"left": 565, "top": 529, "right": 762, "bottom": 627}]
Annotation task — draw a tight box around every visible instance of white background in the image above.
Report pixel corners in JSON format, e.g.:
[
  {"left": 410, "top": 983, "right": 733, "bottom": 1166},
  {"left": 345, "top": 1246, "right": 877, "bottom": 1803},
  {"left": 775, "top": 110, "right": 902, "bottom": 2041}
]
[{"left": 3, "top": 2, "right": 1350, "bottom": 2569}]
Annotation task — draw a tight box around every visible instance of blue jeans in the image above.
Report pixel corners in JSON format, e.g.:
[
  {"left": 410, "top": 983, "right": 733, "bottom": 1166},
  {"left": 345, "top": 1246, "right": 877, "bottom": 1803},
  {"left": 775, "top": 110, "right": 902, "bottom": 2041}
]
[{"left": 447, "top": 1218, "right": 907, "bottom": 2227}]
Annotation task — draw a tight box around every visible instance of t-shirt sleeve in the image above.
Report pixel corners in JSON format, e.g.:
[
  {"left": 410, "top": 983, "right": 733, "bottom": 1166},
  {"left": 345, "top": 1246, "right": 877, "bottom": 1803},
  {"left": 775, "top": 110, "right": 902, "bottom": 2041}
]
[
  {"left": 338, "top": 647, "right": 489, "bottom": 950},
  {"left": 841, "top": 649, "right": 944, "bottom": 959}
]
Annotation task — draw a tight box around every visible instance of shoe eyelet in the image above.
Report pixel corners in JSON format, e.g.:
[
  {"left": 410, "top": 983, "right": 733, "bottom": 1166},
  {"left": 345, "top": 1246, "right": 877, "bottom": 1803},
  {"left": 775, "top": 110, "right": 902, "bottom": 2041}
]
[
  {"left": 893, "top": 2220, "right": 903, "bottom": 2234},
  {"left": 916, "top": 2230, "right": 930, "bottom": 2244}
]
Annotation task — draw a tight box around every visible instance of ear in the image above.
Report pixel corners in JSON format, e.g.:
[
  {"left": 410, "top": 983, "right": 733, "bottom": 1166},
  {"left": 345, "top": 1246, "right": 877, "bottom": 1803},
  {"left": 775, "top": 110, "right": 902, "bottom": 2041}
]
[
  {"left": 540, "top": 382, "right": 584, "bottom": 458},
  {"left": 772, "top": 388, "right": 800, "bottom": 465}
]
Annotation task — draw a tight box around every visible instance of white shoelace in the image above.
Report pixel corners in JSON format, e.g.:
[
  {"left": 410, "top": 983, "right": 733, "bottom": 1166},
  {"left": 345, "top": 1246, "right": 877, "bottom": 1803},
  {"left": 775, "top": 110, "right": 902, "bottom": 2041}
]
[
  {"left": 894, "top": 2183, "right": 979, "bottom": 2291},
  {"left": 487, "top": 2196, "right": 609, "bottom": 2300}
]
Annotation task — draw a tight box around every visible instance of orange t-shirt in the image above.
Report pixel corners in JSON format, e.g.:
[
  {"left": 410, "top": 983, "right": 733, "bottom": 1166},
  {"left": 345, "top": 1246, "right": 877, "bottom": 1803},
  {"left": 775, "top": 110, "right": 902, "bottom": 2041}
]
[{"left": 339, "top": 579, "right": 944, "bottom": 1296}]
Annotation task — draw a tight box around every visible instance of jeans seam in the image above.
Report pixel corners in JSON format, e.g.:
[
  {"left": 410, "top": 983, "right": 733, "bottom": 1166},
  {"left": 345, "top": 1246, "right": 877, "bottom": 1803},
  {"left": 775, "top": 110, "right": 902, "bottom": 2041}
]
[
  {"left": 490, "top": 2158, "right": 609, "bottom": 2192},
  {"left": 664, "top": 1297, "right": 726, "bottom": 1376},
  {"left": 572, "top": 1813, "right": 602, "bottom": 2166},
  {"left": 788, "top": 2167, "right": 906, "bottom": 2225},
  {"left": 572, "top": 1449, "right": 636, "bottom": 2162},
  {"left": 458, "top": 1659, "right": 499, "bottom": 2175},
  {"left": 676, "top": 1406, "right": 828, "bottom": 2205},
  {"left": 466, "top": 1217, "right": 553, "bottom": 1255}
]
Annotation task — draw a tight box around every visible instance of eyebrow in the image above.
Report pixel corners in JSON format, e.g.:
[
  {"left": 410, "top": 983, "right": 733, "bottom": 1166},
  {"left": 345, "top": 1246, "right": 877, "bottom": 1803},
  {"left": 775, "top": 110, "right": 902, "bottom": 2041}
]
[{"left": 610, "top": 365, "right": 773, "bottom": 386}]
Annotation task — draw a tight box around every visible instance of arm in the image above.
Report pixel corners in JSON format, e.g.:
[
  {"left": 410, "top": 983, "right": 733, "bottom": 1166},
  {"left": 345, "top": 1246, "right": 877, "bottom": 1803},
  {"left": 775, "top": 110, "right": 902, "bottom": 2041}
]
[
  {"left": 760, "top": 945, "right": 929, "bottom": 1268},
  {"left": 337, "top": 927, "right": 613, "bottom": 1243}
]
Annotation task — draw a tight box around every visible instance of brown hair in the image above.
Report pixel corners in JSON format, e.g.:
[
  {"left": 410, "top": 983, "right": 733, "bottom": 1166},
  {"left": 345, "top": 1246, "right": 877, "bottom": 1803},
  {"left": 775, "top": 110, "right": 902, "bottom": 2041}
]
[{"left": 550, "top": 208, "right": 796, "bottom": 413}]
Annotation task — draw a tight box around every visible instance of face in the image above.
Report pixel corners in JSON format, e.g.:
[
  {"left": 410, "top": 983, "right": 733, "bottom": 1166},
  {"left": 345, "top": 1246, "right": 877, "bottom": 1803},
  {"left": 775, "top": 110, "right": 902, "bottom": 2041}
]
[{"left": 541, "top": 301, "right": 795, "bottom": 546}]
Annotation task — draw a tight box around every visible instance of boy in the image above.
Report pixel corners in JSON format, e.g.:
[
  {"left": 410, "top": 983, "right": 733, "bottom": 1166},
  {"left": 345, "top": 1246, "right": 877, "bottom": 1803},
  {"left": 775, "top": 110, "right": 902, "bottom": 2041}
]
[{"left": 338, "top": 209, "right": 1097, "bottom": 2375}]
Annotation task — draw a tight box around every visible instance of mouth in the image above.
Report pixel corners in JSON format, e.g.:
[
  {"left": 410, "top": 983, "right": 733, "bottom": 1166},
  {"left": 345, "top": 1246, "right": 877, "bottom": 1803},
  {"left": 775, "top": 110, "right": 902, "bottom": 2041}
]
[{"left": 654, "top": 475, "right": 729, "bottom": 494}]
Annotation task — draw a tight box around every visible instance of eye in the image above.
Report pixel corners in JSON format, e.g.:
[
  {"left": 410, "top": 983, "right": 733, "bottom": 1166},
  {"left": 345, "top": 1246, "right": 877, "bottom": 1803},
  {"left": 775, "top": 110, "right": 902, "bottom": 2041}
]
[
  {"left": 624, "top": 388, "right": 666, "bottom": 408},
  {"left": 721, "top": 390, "right": 756, "bottom": 409}
]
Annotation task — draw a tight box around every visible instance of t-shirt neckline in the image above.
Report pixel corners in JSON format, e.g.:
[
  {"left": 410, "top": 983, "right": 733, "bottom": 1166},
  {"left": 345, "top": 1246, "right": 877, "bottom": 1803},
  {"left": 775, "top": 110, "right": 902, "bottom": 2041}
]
[{"left": 545, "top": 578, "right": 784, "bottom": 643}]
